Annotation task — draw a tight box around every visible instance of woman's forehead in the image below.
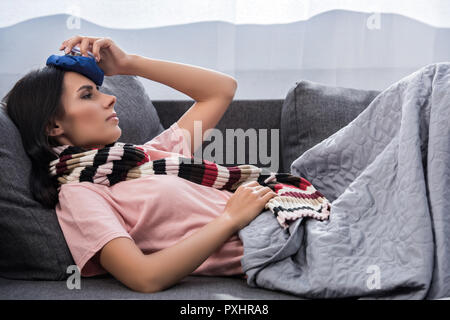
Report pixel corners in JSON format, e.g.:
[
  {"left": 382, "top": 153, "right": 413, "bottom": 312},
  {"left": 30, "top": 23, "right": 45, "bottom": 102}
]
[{"left": 64, "top": 72, "right": 94, "bottom": 92}]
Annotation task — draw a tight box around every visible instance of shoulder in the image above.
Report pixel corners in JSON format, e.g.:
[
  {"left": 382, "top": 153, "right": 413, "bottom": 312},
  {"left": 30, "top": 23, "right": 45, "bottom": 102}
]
[
  {"left": 142, "top": 121, "right": 192, "bottom": 158},
  {"left": 57, "top": 182, "right": 110, "bottom": 207},
  {"left": 59, "top": 181, "right": 107, "bottom": 193}
]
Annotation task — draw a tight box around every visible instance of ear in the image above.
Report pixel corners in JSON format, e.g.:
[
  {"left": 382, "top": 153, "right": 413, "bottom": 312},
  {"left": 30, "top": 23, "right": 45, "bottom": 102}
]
[{"left": 46, "top": 120, "right": 64, "bottom": 137}]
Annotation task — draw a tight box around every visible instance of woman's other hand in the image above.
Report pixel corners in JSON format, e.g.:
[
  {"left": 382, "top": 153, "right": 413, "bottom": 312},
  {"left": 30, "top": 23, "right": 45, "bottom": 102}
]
[
  {"left": 59, "top": 35, "right": 132, "bottom": 76},
  {"left": 223, "top": 180, "right": 277, "bottom": 231}
]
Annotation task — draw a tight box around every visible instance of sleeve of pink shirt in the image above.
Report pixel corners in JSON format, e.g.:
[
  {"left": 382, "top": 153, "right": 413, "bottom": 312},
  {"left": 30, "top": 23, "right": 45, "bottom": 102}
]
[
  {"left": 57, "top": 184, "right": 133, "bottom": 277},
  {"left": 142, "top": 121, "right": 193, "bottom": 159}
]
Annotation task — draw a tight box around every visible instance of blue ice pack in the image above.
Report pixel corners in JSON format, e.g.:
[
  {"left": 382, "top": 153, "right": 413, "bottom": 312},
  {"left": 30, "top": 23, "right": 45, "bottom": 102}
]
[{"left": 46, "top": 48, "right": 104, "bottom": 86}]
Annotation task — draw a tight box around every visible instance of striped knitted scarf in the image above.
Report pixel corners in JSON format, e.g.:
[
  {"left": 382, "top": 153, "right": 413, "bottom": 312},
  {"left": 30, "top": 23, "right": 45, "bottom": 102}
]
[{"left": 49, "top": 142, "right": 331, "bottom": 229}]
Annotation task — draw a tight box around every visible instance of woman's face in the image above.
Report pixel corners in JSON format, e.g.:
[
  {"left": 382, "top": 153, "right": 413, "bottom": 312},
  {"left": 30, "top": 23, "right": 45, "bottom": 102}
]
[{"left": 48, "top": 71, "right": 121, "bottom": 149}]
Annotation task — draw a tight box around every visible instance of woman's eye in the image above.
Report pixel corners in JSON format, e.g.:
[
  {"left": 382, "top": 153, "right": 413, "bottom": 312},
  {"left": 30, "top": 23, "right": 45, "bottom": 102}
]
[{"left": 82, "top": 93, "right": 92, "bottom": 99}]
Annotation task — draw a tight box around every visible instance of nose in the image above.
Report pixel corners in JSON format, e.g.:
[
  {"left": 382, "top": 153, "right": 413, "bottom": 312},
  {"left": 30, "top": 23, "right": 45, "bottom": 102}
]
[{"left": 106, "top": 94, "right": 116, "bottom": 109}]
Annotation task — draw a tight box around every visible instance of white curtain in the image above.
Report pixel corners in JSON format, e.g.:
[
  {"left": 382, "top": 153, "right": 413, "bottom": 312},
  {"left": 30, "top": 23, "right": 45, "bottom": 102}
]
[{"left": 1, "top": 0, "right": 449, "bottom": 99}]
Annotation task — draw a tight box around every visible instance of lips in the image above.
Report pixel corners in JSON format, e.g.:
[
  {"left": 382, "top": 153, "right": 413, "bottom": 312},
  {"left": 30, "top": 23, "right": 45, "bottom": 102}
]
[{"left": 106, "top": 112, "right": 117, "bottom": 121}]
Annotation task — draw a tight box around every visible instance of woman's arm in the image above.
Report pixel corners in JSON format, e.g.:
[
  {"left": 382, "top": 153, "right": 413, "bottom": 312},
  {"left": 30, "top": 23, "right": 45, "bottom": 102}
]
[
  {"left": 121, "top": 54, "right": 237, "bottom": 155},
  {"left": 60, "top": 36, "right": 237, "bottom": 155},
  {"left": 100, "top": 181, "right": 275, "bottom": 293},
  {"left": 100, "top": 212, "right": 238, "bottom": 293},
  {"left": 122, "top": 54, "right": 236, "bottom": 102}
]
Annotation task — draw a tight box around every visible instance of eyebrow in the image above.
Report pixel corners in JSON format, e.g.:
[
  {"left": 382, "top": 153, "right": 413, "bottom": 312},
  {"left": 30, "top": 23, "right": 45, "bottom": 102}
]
[{"left": 77, "top": 84, "right": 99, "bottom": 92}]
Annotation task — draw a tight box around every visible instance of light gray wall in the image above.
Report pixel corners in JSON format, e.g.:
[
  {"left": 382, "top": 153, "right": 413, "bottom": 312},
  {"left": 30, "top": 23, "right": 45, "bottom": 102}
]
[{"left": 1, "top": 10, "right": 449, "bottom": 100}]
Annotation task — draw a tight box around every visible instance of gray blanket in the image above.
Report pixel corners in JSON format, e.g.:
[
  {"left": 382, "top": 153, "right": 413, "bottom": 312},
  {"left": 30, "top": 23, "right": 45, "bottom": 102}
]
[{"left": 238, "top": 62, "right": 450, "bottom": 299}]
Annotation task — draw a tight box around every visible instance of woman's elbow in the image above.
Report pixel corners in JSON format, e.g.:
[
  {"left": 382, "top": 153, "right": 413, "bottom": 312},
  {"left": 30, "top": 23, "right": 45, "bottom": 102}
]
[
  {"left": 132, "top": 278, "right": 163, "bottom": 294},
  {"left": 228, "top": 79, "right": 238, "bottom": 97},
  {"left": 135, "top": 284, "right": 160, "bottom": 294},
  {"left": 220, "top": 78, "right": 237, "bottom": 99}
]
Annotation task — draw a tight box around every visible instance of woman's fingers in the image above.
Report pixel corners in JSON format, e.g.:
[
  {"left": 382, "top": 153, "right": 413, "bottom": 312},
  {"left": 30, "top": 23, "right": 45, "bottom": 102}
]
[
  {"left": 59, "top": 39, "right": 71, "bottom": 51},
  {"left": 252, "top": 185, "right": 277, "bottom": 197},
  {"left": 240, "top": 180, "right": 276, "bottom": 197},
  {"left": 92, "top": 38, "right": 110, "bottom": 62},
  {"left": 244, "top": 180, "right": 259, "bottom": 187},
  {"left": 79, "top": 38, "right": 91, "bottom": 57},
  {"left": 262, "top": 189, "right": 277, "bottom": 200},
  {"left": 59, "top": 35, "right": 101, "bottom": 54},
  {"left": 61, "top": 35, "right": 83, "bottom": 53},
  {"left": 257, "top": 186, "right": 275, "bottom": 194}
]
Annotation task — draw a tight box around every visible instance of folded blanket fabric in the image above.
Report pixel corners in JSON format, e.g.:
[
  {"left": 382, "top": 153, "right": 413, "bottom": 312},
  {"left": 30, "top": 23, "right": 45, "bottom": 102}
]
[{"left": 49, "top": 144, "right": 331, "bottom": 229}]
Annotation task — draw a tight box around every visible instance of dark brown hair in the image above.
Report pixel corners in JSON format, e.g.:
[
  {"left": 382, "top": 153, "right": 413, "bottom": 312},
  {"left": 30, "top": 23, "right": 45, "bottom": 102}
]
[{"left": 1, "top": 65, "right": 66, "bottom": 209}]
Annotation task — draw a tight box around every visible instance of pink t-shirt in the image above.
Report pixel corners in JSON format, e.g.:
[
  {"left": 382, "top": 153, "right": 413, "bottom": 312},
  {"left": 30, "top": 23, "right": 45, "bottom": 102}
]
[{"left": 55, "top": 122, "right": 245, "bottom": 278}]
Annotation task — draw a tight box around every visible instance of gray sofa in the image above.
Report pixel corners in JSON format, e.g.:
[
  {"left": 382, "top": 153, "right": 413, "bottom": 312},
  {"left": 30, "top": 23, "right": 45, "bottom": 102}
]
[{"left": 0, "top": 74, "right": 382, "bottom": 299}]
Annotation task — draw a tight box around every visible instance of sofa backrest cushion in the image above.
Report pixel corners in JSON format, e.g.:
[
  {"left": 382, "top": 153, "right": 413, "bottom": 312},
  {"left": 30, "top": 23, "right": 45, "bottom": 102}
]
[
  {"left": 0, "top": 74, "right": 164, "bottom": 280},
  {"left": 281, "top": 80, "right": 381, "bottom": 172},
  {"left": 153, "top": 99, "right": 285, "bottom": 172}
]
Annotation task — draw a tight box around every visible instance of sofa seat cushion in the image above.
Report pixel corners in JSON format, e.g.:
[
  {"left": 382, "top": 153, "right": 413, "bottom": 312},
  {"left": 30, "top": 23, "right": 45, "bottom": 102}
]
[{"left": 0, "top": 275, "right": 304, "bottom": 300}]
